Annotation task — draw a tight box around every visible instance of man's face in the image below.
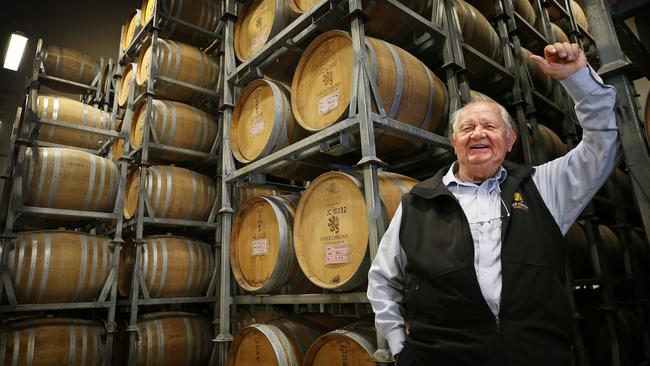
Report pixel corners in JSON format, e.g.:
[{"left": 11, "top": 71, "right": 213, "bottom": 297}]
[{"left": 451, "top": 102, "right": 516, "bottom": 182}]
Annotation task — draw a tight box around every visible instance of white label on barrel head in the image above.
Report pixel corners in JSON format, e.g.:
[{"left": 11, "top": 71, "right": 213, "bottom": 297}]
[
  {"left": 249, "top": 118, "right": 264, "bottom": 137},
  {"left": 251, "top": 32, "right": 266, "bottom": 52},
  {"left": 319, "top": 92, "right": 339, "bottom": 116},
  {"left": 325, "top": 243, "right": 349, "bottom": 264},
  {"left": 252, "top": 239, "right": 268, "bottom": 256}
]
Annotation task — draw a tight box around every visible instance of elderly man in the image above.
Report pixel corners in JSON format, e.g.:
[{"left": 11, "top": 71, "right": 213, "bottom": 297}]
[{"left": 367, "top": 42, "right": 618, "bottom": 365}]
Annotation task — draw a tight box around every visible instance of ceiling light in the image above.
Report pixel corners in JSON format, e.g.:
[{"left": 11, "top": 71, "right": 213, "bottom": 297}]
[{"left": 4, "top": 33, "right": 28, "bottom": 71}]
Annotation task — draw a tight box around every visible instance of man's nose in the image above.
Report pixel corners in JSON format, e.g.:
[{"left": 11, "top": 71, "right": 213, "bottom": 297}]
[{"left": 469, "top": 126, "right": 487, "bottom": 138}]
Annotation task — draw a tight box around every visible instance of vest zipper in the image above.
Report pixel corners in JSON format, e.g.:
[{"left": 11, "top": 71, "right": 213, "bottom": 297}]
[{"left": 495, "top": 315, "right": 502, "bottom": 334}]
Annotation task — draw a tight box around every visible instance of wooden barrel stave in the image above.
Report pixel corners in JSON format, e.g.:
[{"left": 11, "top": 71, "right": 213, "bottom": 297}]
[
  {"left": 124, "top": 165, "right": 217, "bottom": 221},
  {"left": 0, "top": 318, "right": 104, "bottom": 366},
  {"left": 23, "top": 148, "right": 119, "bottom": 213},
  {"left": 136, "top": 38, "right": 219, "bottom": 102},
  {"left": 42, "top": 46, "right": 99, "bottom": 93},
  {"left": 7, "top": 231, "right": 111, "bottom": 304},
  {"left": 118, "top": 236, "right": 215, "bottom": 298},
  {"left": 136, "top": 312, "right": 212, "bottom": 366},
  {"left": 131, "top": 99, "right": 219, "bottom": 161},
  {"left": 293, "top": 171, "right": 418, "bottom": 291},
  {"left": 35, "top": 95, "right": 112, "bottom": 150},
  {"left": 141, "top": 0, "right": 220, "bottom": 48}
]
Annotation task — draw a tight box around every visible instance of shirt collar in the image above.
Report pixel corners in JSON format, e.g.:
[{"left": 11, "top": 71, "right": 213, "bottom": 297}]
[{"left": 442, "top": 162, "right": 508, "bottom": 188}]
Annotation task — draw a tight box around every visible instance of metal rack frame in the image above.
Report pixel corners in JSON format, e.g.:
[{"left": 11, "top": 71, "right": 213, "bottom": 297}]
[
  {"left": 215, "top": 0, "right": 650, "bottom": 365},
  {"left": 0, "top": 38, "right": 129, "bottom": 366},
  {"left": 214, "top": 0, "right": 486, "bottom": 364},
  {"left": 520, "top": 2, "right": 650, "bottom": 365},
  {"left": 111, "top": 2, "right": 225, "bottom": 365}
]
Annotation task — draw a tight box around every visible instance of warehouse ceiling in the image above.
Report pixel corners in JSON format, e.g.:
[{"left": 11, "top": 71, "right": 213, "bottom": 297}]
[{"left": 0, "top": 0, "right": 141, "bottom": 158}]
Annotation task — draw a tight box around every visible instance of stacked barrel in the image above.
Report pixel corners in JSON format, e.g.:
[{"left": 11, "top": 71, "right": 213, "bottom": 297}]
[
  {"left": 0, "top": 39, "right": 124, "bottom": 365},
  {"left": 112, "top": 0, "right": 222, "bottom": 365},
  {"left": 220, "top": 0, "right": 650, "bottom": 365}
]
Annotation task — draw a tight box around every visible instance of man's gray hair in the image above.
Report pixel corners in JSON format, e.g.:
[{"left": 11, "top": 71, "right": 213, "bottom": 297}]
[{"left": 448, "top": 93, "right": 515, "bottom": 138}]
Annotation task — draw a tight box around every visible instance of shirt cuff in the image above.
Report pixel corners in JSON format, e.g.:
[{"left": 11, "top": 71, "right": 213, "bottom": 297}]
[
  {"left": 560, "top": 65, "right": 607, "bottom": 102},
  {"left": 386, "top": 328, "right": 406, "bottom": 356}
]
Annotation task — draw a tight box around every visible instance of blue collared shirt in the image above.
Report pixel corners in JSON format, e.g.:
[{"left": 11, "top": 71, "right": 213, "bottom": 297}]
[{"left": 368, "top": 66, "right": 619, "bottom": 355}]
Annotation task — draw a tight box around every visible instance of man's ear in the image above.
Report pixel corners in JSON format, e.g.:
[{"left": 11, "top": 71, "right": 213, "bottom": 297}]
[
  {"left": 506, "top": 128, "right": 517, "bottom": 152},
  {"left": 451, "top": 132, "right": 459, "bottom": 153}
]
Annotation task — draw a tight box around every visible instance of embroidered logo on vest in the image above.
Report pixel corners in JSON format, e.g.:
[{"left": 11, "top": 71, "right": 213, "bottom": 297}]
[{"left": 512, "top": 192, "right": 529, "bottom": 211}]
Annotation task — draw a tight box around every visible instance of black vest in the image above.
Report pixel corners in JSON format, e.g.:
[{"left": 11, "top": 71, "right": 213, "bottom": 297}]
[{"left": 399, "top": 162, "right": 573, "bottom": 366}]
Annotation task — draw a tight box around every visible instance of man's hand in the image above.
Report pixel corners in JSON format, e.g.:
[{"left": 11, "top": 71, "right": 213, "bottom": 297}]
[{"left": 529, "top": 42, "right": 587, "bottom": 80}]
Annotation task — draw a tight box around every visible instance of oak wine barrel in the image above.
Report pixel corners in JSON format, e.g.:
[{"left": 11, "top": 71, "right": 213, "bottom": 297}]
[
  {"left": 110, "top": 137, "right": 126, "bottom": 163},
  {"left": 23, "top": 148, "right": 119, "bottom": 213},
  {"left": 131, "top": 99, "right": 219, "bottom": 162},
  {"left": 141, "top": 0, "right": 220, "bottom": 48},
  {"left": 289, "top": 0, "right": 430, "bottom": 46},
  {"left": 630, "top": 230, "right": 649, "bottom": 275},
  {"left": 42, "top": 46, "right": 99, "bottom": 93},
  {"left": 231, "top": 195, "right": 316, "bottom": 294},
  {"left": 538, "top": 124, "right": 567, "bottom": 160},
  {"left": 118, "top": 62, "right": 143, "bottom": 107},
  {"left": 512, "top": 0, "right": 536, "bottom": 25},
  {"left": 294, "top": 171, "right": 418, "bottom": 291},
  {"left": 645, "top": 93, "right": 650, "bottom": 144},
  {"left": 551, "top": 23, "right": 570, "bottom": 43},
  {"left": 136, "top": 38, "right": 218, "bottom": 102},
  {"left": 564, "top": 223, "right": 592, "bottom": 278},
  {"left": 234, "top": 306, "right": 286, "bottom": 331},
  {"left": 124, "top": 165, "right": 217, "bottom": 221},
  {"left": 0, "top": 318, "right": 104, "bottom": 366},
  {"left": 521, "top": 48, "right": 553, "bottom": 97},
  {"left": 234, "top": 0, "right": 299, "bottom": 61},
  {"left": 98, "top": 63, "right": 111, "bottom": 99},
  {"left": 599, "top": 225, "right": 623, "bottom": 276},
  {"left": 118, "top": 236, "right": 215, "bottom": 298},
  {"left": 134, "top": 312, "right": 211, "bottom": 366},
  {"left": 291, "top": 30, "right": 448, "bottom": 156},
  {"left": 234, "top": 187, "right": 279, "bottom": 211},
  {"left": 454, "top": 0, "right": 503, "bottom": 64},
  {"left": 304, "top": 323, "right": 377, "bottom": 366},
  {"left": 549, "top": 0, "right": 589, "bottom": 33},
  {"left": 121, "top": 9, "right": 143, "bottom": 52},
  {"left": 7, "top": 231, "right": 112, "bottom": 304},
  {"left": 35, "top": 95, "right": 112, "bottom": 150},
  {"left": 464, "top": 0, "right": 495, "bottom": 18},
  {"left": 231, "top": 79, "right": 307, "bottom": 163},
  {"left": 227, "top": 318, "right": 326, "bottom": 366}
]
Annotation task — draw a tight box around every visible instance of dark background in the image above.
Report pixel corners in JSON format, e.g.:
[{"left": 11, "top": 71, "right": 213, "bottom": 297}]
[{"left": 0, "top": 0, "right": 141, "bottom": 172}]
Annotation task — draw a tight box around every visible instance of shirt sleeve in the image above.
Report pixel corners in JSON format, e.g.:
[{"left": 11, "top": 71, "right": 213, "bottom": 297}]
[
  {"left": 533, "top": 66, "right": 618, "bottom": 235},
  {"left": 367, "top": 204, "right": 408, "bottom": 356}
]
